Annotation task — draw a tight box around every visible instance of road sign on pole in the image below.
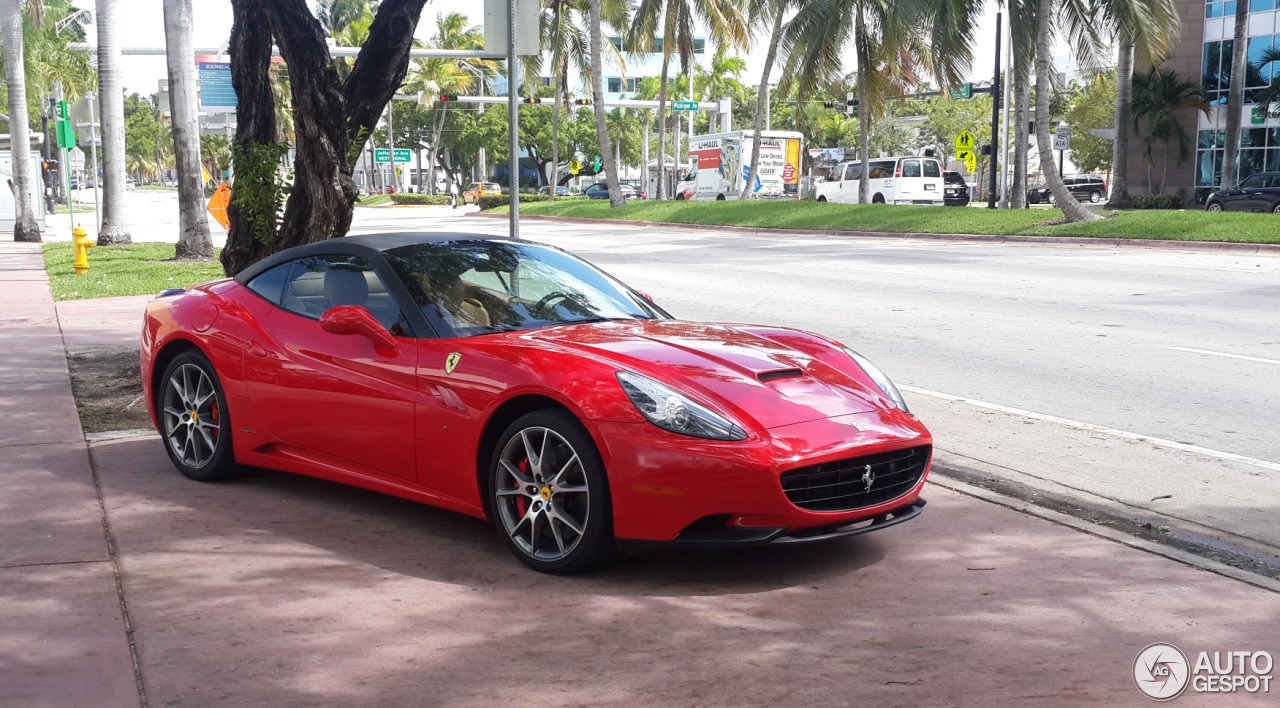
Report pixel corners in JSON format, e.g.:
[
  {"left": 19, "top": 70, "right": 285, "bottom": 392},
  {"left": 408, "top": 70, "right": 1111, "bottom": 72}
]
[
  {"left": 950, "top": 83, "right": 972, "bottom": 99},
  {"left": 954, "top": 130, "right": 975, "bottom": 152},
  {"left": 845, "top": 92, "right": 855, "bottom": 117},
  {"left": 206, "top": 183, "right": 231, "bottom": 230},
  {"left": 592, "top": 155, "right": 602, "bottom": 172},
  {"left": 1052, "top": 124, "right": 1070, "bottom": 151},
  {"left": 672, "top": 101, "right": 698, "bottom": 111},
  {"left": 569, "top": 159, "right": 581, "bottom": 175},
  {"left": 373, "top": 149, "right": 411, "bottom": 163}
]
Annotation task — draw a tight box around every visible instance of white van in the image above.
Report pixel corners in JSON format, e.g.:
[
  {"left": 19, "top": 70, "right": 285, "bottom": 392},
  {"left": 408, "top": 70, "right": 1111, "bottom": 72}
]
[{"left": 812, "top": 156, "right": 945, "bottom": 205}]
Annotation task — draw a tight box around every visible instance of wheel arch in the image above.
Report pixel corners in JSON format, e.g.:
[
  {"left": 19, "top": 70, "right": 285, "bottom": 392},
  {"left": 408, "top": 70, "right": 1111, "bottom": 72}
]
[
  {"left": 475, "top": 393, "right": 576, "bottom": 519},
  {"left": 150, "top": 337, "right": 205, "bottom": 411}
]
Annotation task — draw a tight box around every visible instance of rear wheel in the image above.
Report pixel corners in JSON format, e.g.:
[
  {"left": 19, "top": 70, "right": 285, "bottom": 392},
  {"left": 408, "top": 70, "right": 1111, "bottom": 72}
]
[
  {"left": 1089, "top": 190, "right": 1102, "bottom": 203},
  {"left": 715, "top": 194, "right": 726, "bottom": 201},
  {"left": 159, "top": 350, "right": 238, "bottom": 482},
  {"left": 872, "top": 194, "right": 885, "bottom": 204},
  {"left": 817, "top": 195, "right": 827, "bottom": 202},
  {"left": 1272, "top": 203, "right": 1280, "bottom": 215},
  {"left": 489, "top": 410, "right": 614, "bottom": 574}
]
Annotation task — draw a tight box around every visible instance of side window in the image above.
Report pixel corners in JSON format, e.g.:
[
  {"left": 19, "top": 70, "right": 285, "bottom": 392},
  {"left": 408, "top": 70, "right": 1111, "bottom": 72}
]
[
  {"left": 280, "top": 255, "right": 409, "bottom": 334},
  {"left": 1240, "top": 175, "right": 1264, "bottom": 189},
  {"left": 901, "top": 159, "right": 921, "bottom": 178},
  {"left": 923, "top": 160, "right": 941, "bottom": 178},
  {"left": 844, "top": 163, "right": 860, "bottom": 181},
  {"left": 245, "top": 263, "right": 291, "bottom": 306},
  {"left": 870, "top": 160, "right": 896, "bottom": 179}
]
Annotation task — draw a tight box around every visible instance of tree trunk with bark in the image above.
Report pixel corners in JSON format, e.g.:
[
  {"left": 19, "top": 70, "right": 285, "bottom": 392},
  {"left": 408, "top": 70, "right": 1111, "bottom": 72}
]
[
  {"left": 1106, "top": 39, "right": 1134, "bottom": 208},
  {"left": 164, "top": 0, "right": 214, "bottom": 258},
  {"left": 742, "top": 9, "right": 784, "bottom": 199},
  {"left": 855, "top": 9, "right": 870, "bottom": 204},
  {"left": 589, "top": 0, "right": 625, "bottom": 208},
  {"left": 1, "top": 0, "right": 40, "bottom": 241},
  {"left": 221, "top": 0, "right": 428, "bottom": 277},
  {"left": 1221, "top": 0, "right": 1249, "bottom": 189},
  {"left": 654, "top": 52, "right": 671, "bottom": 199},
  {"left": 96, "top": 0, "right": 132, "bottom": 244},
  {"left": 1035, "top": 0, "right": 1098, "bottom": 221}
]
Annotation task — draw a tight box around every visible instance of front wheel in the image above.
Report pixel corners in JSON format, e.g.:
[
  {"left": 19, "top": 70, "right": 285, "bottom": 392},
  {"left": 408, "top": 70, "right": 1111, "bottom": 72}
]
[
  {"left": 489, "top": 410, "right": 615, "bottom": 574},
  {"left": 715, "top": 194, "right": 726, "bottom": 201},
  {"left": 872, "top": 194, "right": 885, "bottom": 204},
  {"left": 817, "top": 195, "right": 827, "bottom": 202},
  {"left": 1206, "top": 202, "right": 1223, "bottom": 212},
  {"left": 1272, "top": 203, "right": 1280, "bottom": 215},
  {"left": 159, "top": 349, "right": 239, "bottom": 482}
]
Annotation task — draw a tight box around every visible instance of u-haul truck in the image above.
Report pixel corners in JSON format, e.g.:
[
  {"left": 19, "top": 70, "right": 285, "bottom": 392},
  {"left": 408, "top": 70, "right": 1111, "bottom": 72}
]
[{"left": 673, "top": 130, "right": 804, "bottom": 201}]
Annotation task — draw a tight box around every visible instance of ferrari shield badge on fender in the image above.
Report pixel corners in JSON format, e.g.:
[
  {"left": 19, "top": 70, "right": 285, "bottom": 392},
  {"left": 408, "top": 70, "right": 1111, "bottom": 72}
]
[{"left": 445, "top": 352, "right": 462, "bottom": 374}]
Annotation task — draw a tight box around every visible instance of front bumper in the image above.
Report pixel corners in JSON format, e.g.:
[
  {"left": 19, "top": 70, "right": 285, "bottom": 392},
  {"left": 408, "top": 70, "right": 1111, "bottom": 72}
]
[{"left": 586, "top": 409, "right": 932, "bottom": 544}]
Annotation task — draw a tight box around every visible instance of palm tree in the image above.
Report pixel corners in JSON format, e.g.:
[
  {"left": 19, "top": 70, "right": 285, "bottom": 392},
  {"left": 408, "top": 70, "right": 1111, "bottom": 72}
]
[
  {"left": 1253, "top": 47, "right": 1280, "bottom": 123},
  {"left": 7, "top": 0, "right": 95, "bottom": 117},
  {"left": 740, "top": 0, "right": 789, "bottom": 199},
  {"left": 695, "top": 46, "right": 746, "bottom": 133},
  {"left": 629, "top": 0, "right": 747, "bottom": 199},
  {"left": 164, "top": 0, "right": 213, "bottom": 259},
  {"left": 589, "top": 0, "right": 624, "bottom": 207},
  {"left": 96, "top": 0, "right": 131, "bottom": 244},
  {"left": 781, "top": 0, "right": 981, "bottom": 203},
  {"left": 1033, "top": 0, "right": 1098, "bottom": 220},
  {"left": 1220, "top": 0, "right": 1248, "bottom": 190},
  {"left": 0, "top": 0, "right": 39, "bottom": 241},
  {"left": 1131, "top": 66, "right": 1209, "bottom": 194}
]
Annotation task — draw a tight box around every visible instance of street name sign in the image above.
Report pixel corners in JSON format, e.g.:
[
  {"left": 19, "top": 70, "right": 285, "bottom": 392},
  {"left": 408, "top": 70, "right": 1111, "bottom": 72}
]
[
  {"left": 672, "top": 101, "right": 698, "bottom": 111},
  {"left": 374, "top": 149, "right": 412, "bottom": 163},
  {"left": 950, "top": 83, "right": 972, "bottom": 99}
]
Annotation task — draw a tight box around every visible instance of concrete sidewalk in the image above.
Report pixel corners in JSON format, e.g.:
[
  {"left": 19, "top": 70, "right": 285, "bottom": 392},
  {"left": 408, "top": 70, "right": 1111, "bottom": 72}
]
[{"left": 0, "top": 242, "right": 138, "bottom": 707}]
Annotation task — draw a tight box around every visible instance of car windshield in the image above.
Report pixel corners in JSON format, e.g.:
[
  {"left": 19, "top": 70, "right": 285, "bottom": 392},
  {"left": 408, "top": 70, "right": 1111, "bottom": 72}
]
[{"left": 383, "top": 240, "right": 667, "bottom": 338}]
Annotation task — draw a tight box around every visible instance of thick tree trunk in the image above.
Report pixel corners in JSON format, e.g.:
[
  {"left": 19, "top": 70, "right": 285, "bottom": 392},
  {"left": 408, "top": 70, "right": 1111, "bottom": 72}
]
[
  {"left": 96, "top": 0, "right": 132, "bottom": 244},
  {"left": 1221, "top": 0, "right": 1249, "bottom": 189},
  {"left": 856, "top": 9, "right": 870, "bottom": 204},
  {"left": 220, "top": 0, "right": 279, "bottom": 275},
  {"left": 1106, "top": 39, "right": 1134, "bottom": 208},
  {"left": 1035, "top": 0, "right": 1098, "bottom": 221},
  {"left": 589, "top": 0, "right": 625, "bottom": 208},
  {"left": 655, "top": 52, "right": 671, "bottom": 199},
  {"left": 1012, "top": 77, "right": 1030, "bottom": 208},
  {"left": 165, "top": 0, "right": 214, "bottom": 258},
  {"left": 1, "top": 0, "right": 40, "bottom": 241},
  {"left": 741, "top": 9, "right": 784, "bottom": 199}
]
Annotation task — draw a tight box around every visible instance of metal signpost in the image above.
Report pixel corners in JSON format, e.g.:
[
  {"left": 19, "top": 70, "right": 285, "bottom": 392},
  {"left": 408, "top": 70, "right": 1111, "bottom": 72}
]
[
  {"left": 1053, "top": 123, "right": 1070, "bottom": 175},
  {"left": 507, "top": 0, "right": 520, "bottom": 239},
  {"left": 70, "top": 91, "right": 101, "bottom": 230}
]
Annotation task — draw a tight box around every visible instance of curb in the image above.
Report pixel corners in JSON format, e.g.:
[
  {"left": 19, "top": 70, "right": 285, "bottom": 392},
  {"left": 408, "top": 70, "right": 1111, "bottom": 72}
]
[{"left": 469, "top": 212, "right": 1280, "bottom": 254}]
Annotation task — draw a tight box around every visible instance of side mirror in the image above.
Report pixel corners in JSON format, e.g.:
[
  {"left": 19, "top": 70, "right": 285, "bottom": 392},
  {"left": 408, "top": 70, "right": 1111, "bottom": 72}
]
[
  {"left": 320, "top": 306, "right": 398, "bottom": 352},
  {"left": 638, "top": 291, "right": 654, "bottom": 303}
]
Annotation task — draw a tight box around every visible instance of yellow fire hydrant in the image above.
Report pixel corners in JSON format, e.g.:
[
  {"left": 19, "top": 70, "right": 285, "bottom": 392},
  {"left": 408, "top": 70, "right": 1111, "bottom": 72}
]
[{"left": 73, "top": 226, "right": 94, "bottom": 274}]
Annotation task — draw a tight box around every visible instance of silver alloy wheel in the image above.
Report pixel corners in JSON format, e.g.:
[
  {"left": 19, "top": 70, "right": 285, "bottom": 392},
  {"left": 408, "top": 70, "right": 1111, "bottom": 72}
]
[
  {"left": 1208, "top": 202, "right": 1222, "bottom": 212},
  {"left": 162, "top": 363, "right": 221, "bottom": 468},
  {"left": 495, "top": 426, "right": 590, "bottom": 562},
  {"left": 1273, "top": 203, "right": 1280, "bottom": 214},
  {"left": 1090, "top": 190, "right": 1101, "bottom": 203}
]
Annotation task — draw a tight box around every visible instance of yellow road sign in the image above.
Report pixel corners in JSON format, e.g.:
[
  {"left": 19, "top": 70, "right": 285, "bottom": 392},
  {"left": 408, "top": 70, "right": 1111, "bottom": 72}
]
[
  {"left": 965, "top": 155, "right": 977, "bottom": 172},
  {"left": 955, "top": 149, "right": 972, "bottom": 163},
  {"left": 206, "top": 183, "right": 231, "bottom": 231},
  {"left": 955, "top": 130, "right": 975, "bottom": 152},
  {"left": 569, "top": 159, "right": 581, "bottom": 175}
]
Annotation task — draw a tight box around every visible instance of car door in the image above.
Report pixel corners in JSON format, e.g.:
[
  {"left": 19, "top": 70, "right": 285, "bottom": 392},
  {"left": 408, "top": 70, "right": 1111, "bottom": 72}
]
[
  {"left": 1234, "top": 174, "right": 1266, "bottom": 211},
  {"left": 245, "top": 254, "right": 420, "bottom": 482},
  {"left": 922, "top": 159, "right": 943, "bottom": 203},
  {"left": 897, "top": 159, "right": 921, "bottom": 203},
  {"left": 839, "top": 163, "right": 860, "bottom": 203}
]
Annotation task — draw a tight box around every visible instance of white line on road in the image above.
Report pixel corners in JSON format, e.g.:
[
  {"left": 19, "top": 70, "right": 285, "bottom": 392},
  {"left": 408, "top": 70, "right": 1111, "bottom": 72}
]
[
  {"left": 1171, "top": 347, "right": 1280, "bottom": 366},
  {"left": 900, "top": 384, "right": 1280, "bottom": 474}
]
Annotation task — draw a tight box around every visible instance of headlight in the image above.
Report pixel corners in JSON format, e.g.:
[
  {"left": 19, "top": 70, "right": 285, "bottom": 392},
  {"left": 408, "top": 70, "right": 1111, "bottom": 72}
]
[
  {"left": 843, "top": 348, "right": 909, "bottom": 413},
  {"left": 616, "top": 371, "right": 747, "bottom": 441}
]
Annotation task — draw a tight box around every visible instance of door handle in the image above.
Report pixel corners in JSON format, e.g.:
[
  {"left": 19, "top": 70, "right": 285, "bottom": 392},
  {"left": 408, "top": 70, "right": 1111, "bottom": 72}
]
[{"left": 249, "top": 340, "right": 268, "bottom": 357}]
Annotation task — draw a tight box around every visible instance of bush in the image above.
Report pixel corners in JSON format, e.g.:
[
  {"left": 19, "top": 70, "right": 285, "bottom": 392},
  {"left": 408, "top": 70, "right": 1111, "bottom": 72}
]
[
  {"left": 1130, "top": 193, "right": 1185, "bottom": 210},
  {"left": 389, "top": 193, "right": 454, "bottom": 205},
  {"left": 477, "top": 193, "right": 551, "bottom": 210}
]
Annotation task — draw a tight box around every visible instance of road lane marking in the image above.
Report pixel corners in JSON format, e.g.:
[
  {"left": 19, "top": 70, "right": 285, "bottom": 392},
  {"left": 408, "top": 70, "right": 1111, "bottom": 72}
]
[
  {"left": 899, "top": 384, "right": 1280, "bottom": 474},
  {"left": 1171, "top": 347, "right": 1280, "bottom": 366}
]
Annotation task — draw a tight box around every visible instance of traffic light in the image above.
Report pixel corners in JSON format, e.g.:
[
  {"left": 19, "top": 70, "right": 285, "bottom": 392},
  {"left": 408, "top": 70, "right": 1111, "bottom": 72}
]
[
  {"left": 438, "top": 94, "right": 459, "bottom": 102},
  {"left": 521, "top": 97, "right": 541, "bottom": 104},
  {"left": 40, "top": 159, "right": 58, "bottom": 189},
  {"left": 573, "top": 98, "right": 591, "bottom": 106},
  {"left": 823, "top": 101, "right": 835, "bottom": 109}
]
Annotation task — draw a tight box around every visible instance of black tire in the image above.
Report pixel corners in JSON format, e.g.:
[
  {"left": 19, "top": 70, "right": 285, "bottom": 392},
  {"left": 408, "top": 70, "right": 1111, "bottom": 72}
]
[
  {"left": 157, "top": 349, "right": 239, "bottom": 482},
  {"left": 872, "top": 194, "right": 885, "bottom": 204},
  {"left": 715, "top": 194, "right": 726, "bottom": 201},
  {"left": 1089, "top": 190, "right": 1102, "bottom": 203},
  {"left": 675, "top": 193, "right": 685, "bottom": 200},
  {"left": 1206, "top": 201, "right": 1223, "bottom": 212},
  {"left": 817, "top": 195, "right": 827, "bottom": 202},
  {"left": 1272, "top": 203, "right": 1280, "bottom": 215},
  {"left": 488, "top": 409, "right": 615, "bottom": 574}
]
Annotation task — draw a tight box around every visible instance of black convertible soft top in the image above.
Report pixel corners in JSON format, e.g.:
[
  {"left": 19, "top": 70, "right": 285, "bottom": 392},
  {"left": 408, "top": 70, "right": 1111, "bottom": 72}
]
[{"left": 234, "top": 231, "right": 515, "bottom": 284}]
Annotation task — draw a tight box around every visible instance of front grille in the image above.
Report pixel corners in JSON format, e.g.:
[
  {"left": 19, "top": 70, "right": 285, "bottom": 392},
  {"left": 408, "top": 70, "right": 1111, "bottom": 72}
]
[{"left": 780, "top": 445, "right": 931, "bottom": 512}]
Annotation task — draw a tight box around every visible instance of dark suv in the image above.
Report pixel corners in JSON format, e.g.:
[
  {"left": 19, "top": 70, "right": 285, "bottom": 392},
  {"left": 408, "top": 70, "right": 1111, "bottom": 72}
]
[
  {"left": 1027, "top": 175, "right": 1108, "bottom": 204},
  {"left": 1204, "top": 172, "right": 1280, "bottom": 214},
  {"left": 943, "top": 171, "right": 970, "bottom": 206}
]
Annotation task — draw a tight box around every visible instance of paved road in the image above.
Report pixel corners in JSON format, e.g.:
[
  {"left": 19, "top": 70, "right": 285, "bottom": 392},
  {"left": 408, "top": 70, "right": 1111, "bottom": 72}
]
[{"left": 344, "top": 209, "right": 1280, "bottom": 555}]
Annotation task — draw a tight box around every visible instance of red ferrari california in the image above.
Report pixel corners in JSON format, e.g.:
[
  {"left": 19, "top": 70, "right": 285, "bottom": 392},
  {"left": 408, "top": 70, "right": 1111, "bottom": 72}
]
[{"left": 141, "top": 232, "right": 931, "bottom": 573}]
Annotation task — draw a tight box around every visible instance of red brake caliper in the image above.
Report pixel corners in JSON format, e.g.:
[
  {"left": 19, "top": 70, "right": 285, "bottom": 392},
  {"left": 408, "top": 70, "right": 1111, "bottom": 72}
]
[{"left": 515, "top": 457, "right": 528, "bottom": 516}]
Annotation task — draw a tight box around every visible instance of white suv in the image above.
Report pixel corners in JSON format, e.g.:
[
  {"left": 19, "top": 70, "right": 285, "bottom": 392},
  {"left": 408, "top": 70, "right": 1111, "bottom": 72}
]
[{"left": 813, "top": 156, "right": 945, "bottom": 206}]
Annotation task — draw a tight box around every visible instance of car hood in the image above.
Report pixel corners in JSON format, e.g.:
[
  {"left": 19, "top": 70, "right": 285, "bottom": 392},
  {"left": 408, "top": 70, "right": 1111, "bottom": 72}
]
[{"left": 520, "top": 320, "right": 893, "bottom": 430}]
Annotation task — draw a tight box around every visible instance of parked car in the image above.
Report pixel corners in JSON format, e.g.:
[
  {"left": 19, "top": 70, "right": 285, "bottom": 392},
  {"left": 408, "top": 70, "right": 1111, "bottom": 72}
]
[
  {"left": 584, "top": 183, "right": 646, "bottom": 200},
  {"left": 462, "top": 182, "right": 502, "bottom": 204},
  {"left": 538, "top": 186, "right": 573, "bottom": 197},
  {"left": 125, "top": 178, "right": 136, "bottom": 191},
  {"left": 140, "top": 231, "right": 931, "bottom": 573},
  {"left": 943, "top": 171, "right": 970, "bottom": 206},
  {"left": 1026, "top": 175, "right": 1108, "bottom": 204},
  {"left": 813, "top": 156, "right": 945, "bottom": 205},
  {"left": 1204, "top": 171, "right": 1280, "bottom": 213}
]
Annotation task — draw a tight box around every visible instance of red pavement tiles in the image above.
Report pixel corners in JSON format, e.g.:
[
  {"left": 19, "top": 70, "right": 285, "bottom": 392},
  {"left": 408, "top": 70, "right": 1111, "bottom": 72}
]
[
  {"left": 93, "top": 435, "right": 1279, "bottom": 707},
  {"left": 55, "top": 295, "right": 152, "bottom": 352}
]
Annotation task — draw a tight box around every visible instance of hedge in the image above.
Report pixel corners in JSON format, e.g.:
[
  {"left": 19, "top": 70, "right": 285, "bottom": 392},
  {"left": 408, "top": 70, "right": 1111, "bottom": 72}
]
[
  {"left": 477, "top": 193, "right": 551, "bottom": 210},
  {"left": 389, "top": 193, "right": 454, "bottom": 205},
  {"left": 1129, "top": 193, "right": 1186, "bottom": 210}
]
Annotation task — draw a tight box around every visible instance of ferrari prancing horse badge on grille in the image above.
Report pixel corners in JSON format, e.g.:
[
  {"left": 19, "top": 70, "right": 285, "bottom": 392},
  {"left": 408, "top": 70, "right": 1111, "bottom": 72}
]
[{"left": 445, "top": 352, "right": 461, "bottom": 374}]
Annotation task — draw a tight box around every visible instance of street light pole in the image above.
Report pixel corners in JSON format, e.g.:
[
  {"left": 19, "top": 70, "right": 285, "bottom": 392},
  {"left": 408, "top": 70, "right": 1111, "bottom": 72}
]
[
  {"left": 986, "top": 6, "right": 1002, "bottom": 209},
  {"left": 507, "top": 0, "right": 519, "bottom": 239},
  {"left": 999, "top": 12, "right": 1012, "bottom": 209}
]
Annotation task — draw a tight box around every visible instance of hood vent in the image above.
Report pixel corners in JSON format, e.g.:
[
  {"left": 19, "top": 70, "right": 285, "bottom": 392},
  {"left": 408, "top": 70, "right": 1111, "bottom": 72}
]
[{"left": 757, "top": 369, "right": 804, "bottom": 383}]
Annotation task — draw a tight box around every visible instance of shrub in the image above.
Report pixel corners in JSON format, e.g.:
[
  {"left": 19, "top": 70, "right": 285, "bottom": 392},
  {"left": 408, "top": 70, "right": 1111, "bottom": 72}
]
[
  {"left": 389, "top": 193, "right": 454, "bottom": 205},
  {"left": 1129, "top": 193, "right": 1185, "bottom": 210},
  {"left": 477, "top": 193, "right": 551, "bottom": 210}
]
